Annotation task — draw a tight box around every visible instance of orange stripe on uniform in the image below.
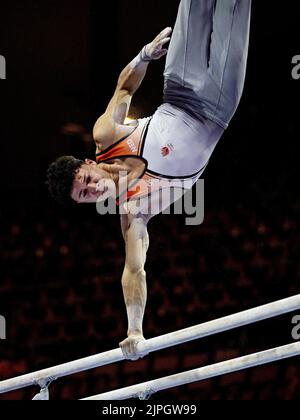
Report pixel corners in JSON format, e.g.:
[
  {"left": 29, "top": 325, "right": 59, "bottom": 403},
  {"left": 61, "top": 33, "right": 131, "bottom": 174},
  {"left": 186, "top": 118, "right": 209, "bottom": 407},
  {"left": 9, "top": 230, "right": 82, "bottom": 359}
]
[{"left": 96, "top": 123, "right": 146, "bottom": 163}]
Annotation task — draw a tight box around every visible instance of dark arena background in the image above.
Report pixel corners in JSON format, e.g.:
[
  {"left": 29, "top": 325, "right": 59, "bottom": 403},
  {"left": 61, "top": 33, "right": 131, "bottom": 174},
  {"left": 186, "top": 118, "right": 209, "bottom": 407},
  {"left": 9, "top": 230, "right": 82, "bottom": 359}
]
[{"left": 0, "top": 0, "right": 300, "bottom": 401}]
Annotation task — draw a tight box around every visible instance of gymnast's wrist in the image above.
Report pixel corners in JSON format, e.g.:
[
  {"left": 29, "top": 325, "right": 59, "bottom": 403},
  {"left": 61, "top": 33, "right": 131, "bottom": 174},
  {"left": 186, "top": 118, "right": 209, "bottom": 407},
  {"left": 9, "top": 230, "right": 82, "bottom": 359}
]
[
  {"left": 139, "top": 45, "right": 152, "bottom": 62},
  {"left": 127, "top": 329, "right": 144, "bottom": 338}
]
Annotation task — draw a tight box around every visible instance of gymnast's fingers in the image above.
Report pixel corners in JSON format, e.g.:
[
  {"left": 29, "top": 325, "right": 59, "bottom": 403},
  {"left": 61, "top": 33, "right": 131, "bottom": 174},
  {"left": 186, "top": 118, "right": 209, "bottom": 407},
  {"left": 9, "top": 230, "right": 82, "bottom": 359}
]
[{"left": 159, "top": 37, "right": 171, "bottom": 47}]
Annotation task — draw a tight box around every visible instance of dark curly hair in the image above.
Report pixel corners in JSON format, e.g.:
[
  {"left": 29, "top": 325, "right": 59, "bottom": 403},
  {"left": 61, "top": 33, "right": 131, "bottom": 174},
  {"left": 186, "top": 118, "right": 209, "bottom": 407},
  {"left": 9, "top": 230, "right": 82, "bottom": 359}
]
[{"left": 46, "top": 156, "right": 84, "bottom": 204}]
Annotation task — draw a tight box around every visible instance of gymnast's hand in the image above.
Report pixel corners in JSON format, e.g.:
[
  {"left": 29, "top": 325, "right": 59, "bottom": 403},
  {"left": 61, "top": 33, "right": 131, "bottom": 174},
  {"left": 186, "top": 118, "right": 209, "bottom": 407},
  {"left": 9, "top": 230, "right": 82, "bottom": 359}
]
[
  {"left": 119, "top": 333, "right": 147, "bottom": 361},
  {"left": 145, "top": 27, "right": 172, "bottom": 60}
]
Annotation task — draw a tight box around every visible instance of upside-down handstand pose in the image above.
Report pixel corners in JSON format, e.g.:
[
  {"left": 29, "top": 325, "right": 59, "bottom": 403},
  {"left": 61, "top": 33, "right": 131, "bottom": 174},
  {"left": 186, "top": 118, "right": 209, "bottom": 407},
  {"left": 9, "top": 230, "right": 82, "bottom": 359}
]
[{"left": 47, "top": 0, "right": 252, "bottom": 360}]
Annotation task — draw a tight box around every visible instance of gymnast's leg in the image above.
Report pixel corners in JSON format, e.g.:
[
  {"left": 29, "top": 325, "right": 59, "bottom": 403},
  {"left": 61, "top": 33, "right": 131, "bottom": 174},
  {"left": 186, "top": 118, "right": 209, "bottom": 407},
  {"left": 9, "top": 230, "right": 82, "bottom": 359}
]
[
  {"left": 164, "top": 0, "right": 252, "bottom": 129},
  {"left": 207, "top": 0, "right": 252, "bottom": 128}
]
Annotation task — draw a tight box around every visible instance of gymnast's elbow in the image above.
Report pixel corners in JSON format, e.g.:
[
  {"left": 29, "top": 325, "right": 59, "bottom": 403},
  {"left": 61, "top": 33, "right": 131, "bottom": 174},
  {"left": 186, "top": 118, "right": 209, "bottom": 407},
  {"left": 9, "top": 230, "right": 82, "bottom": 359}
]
[{"left": 122, "top": 265, "right": 146, "bottom": 286}]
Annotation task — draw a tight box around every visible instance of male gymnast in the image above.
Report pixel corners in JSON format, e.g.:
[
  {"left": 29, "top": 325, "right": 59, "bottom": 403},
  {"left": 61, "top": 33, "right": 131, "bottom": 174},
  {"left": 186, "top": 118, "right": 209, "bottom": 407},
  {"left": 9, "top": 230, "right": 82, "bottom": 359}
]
[{"left": 47, "top": 0, "right": 252, "bottom": 360}]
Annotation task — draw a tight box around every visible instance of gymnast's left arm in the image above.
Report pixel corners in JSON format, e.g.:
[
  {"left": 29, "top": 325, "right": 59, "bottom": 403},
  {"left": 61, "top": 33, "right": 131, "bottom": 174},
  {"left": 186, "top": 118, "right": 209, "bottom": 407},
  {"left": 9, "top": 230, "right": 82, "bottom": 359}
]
[{"left": 119, "top": 215, "right": 150, "bottom": 361}]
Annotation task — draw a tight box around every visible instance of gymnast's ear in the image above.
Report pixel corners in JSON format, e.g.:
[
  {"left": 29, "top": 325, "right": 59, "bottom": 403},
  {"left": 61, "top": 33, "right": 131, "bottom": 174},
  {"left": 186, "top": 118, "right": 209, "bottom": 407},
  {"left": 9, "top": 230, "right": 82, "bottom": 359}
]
[{"left": 84, "top": 159, "right": 97, "bottom": 166}]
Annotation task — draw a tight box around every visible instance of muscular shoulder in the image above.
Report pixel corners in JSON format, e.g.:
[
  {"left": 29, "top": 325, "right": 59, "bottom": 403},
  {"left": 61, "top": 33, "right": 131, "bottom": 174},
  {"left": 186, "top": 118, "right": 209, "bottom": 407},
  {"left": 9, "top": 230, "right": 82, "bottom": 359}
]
[
  {"left": 94, "top": 119, "right": 138, "bottom": 153},
  {"left": 120, "top": 207, "right": 153, "bottom": 241}
]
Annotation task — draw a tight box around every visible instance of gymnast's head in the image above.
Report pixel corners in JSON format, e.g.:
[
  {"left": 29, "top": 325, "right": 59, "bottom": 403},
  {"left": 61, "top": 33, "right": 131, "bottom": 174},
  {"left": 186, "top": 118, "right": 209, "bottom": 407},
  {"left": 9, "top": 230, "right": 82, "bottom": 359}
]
[{"left": 46, "top": 156, "right": 116, "bottom": 204}]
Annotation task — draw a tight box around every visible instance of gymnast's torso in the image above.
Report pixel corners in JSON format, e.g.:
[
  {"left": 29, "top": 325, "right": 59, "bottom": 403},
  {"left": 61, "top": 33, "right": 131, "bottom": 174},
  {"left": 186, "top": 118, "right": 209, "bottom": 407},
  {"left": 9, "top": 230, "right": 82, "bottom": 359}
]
[{"left": 96, "top": 103, "right": 224, "bottom": 210}]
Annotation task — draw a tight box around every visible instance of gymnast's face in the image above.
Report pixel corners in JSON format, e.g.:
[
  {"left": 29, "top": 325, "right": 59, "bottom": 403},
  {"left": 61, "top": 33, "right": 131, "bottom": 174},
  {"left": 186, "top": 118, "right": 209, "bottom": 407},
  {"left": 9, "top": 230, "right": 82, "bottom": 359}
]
[{"left": 71, "top": 159, "right": 116, "bottom": 203}]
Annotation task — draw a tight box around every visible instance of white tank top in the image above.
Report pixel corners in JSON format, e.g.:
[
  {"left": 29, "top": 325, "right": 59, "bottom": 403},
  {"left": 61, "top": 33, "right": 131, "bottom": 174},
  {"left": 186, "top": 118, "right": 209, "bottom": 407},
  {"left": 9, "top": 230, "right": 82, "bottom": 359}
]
[
  {"left": 96, "top": 103, "right": 224, "bottom": 205},
  {"left": 141, "top": 103, "right": 223, "bottom": 179}
]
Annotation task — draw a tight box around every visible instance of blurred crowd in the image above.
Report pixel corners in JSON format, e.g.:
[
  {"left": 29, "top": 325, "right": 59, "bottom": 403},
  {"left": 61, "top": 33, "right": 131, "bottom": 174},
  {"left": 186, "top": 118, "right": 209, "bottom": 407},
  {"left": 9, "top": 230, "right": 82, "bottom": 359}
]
[{"left": 0, "top": 199, "right": 299, "bottom": 400}]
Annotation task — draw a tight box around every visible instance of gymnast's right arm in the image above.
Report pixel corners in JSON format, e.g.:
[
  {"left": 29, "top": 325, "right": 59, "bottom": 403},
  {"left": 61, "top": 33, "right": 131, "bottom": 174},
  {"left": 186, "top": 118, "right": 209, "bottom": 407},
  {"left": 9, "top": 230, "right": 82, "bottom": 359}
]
[
  {"left": 119, "top": 215, "right": 150, "bottom": 361},
  {"left": 93, "top": 50, "right": 150, "bottom": 142},
  {"left": 93, "top": 27, "right": 172, "bottom": 148}
]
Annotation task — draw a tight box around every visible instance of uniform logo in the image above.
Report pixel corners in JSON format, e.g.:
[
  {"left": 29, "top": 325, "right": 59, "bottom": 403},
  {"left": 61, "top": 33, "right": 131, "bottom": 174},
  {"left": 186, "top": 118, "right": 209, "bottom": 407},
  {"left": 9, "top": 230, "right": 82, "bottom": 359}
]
[
  {"left": 127, "top": 139, "right": 138, "bottom": 153},
  {"left": 161, "top": 143, "right": 174, "bottom": 157}
]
